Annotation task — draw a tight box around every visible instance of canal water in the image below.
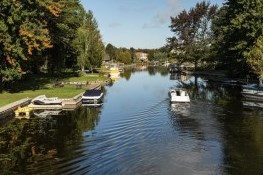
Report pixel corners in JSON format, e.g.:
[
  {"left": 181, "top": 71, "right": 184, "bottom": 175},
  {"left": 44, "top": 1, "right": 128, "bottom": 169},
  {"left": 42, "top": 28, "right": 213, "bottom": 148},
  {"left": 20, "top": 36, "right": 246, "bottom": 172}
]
[{"left": 1, "top": 67, "right": 263, "bottom": 175}]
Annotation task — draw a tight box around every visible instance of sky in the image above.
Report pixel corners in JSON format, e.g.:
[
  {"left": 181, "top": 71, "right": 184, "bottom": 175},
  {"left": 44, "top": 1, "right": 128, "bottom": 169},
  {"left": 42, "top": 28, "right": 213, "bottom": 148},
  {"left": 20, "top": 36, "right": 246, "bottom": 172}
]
[{"left": 80, "top": 0, "right": 224, "bottom": 49}]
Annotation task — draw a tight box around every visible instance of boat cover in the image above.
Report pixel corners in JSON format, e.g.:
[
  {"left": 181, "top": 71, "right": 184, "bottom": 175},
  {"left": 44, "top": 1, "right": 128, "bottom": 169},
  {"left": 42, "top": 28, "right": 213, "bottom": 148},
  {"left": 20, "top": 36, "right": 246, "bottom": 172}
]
[{"left": 83, "top": 89, "right": 102, "bottom": 97}]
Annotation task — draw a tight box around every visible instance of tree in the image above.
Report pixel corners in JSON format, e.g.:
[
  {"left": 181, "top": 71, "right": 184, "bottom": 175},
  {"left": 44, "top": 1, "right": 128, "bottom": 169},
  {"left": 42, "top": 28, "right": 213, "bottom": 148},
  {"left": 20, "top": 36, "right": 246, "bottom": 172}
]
[
  {"left": 216, "top": 0, "right": 263, "bottom": 75},
  {"left": 0, "top": 0, "right": 62, "bottom": 86},
  {"left": 129, "top": 47, "right": 136, "bottom": 62},
  {"left": 106, "top": 43, "right": 117, "bottom": 61},
  {"left": 245, "top": 31, "right": 263, "bottom": 77},
  {"left": 47, "top": 0, "right": 83, "bottom": 74},
  {"left": 74, "top": 10, "right": 104, "bottom": 73},
  {"left": 168, "top": 1, "right": 217, "bottom": 70},
  {"left": 147, "top": 50, "right": 155, "bottom": 61},
  {"left": 117, "top": 49, "right": 132, "bottom": 64}
]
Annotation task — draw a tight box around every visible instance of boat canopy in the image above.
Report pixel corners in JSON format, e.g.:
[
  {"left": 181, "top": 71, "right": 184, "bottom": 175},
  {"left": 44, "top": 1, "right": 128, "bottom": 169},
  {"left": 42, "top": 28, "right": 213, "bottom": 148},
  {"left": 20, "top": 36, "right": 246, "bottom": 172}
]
[{"left": 83, "top": 89, "right": 102, "bottom": 97}]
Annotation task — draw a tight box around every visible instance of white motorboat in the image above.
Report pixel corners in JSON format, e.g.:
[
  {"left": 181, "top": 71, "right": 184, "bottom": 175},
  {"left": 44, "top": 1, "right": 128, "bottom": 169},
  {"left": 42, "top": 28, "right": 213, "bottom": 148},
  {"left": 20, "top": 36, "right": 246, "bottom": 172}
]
[
  {"left": 82, "top": 89, "right": 104, "bottom": 106},
  {"left": 31, "top": 95, "right": 62, "bottom": 105},
  {"left": 169, "top": 88, "right": 190, "bottom": 103}
]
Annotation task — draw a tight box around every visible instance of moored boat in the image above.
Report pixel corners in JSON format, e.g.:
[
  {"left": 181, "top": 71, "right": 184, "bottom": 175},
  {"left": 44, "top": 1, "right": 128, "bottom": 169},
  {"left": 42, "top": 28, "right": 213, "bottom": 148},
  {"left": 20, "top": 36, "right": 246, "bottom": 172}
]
[
  {"left": 31, "top": 95, "right": 62, "bottom": 105},
  {"left": 242, "top": 77, "right": 263, "bottom": 101},
  {"left": 82, "top": 89, "right": 104, "bottom": 106},
  {"left": 15, "top": 106, "right": 33, "bottom": 118},
  {"left": 109, "top": 64, "right": 120, "bottom": 80},
  {"left": 169, "top": 88, "right": 190, "bottom": 103}
]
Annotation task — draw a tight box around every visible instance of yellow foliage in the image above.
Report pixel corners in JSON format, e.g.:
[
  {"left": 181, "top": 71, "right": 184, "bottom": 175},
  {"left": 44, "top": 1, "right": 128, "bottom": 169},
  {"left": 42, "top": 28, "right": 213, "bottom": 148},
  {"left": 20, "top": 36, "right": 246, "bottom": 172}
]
[
  {"left": 47, "top": 3, "right": 62, "bottom": 17},
  {"left": 19, "top": 25, "right": 53, "bottom": 55}
]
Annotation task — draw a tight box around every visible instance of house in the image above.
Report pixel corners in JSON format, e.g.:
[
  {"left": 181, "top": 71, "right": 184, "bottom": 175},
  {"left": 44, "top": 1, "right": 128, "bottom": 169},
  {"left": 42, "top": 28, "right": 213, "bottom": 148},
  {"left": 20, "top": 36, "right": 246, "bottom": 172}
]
[{"left": 135, "top": 52, "right": 148, "bottom": 62}]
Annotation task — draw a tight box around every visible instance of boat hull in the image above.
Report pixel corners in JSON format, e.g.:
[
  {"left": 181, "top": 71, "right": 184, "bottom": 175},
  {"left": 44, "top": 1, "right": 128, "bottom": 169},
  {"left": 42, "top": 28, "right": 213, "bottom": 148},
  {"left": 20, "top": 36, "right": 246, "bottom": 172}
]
[
  {"left": 242, "top": 88, "right": 263, "bottom": 101},
  {"left": 169, "top": 89, "right": 190, "bottom": 103},
  {"left": 82, "top": 90, "right": 104, "bottom": 107}
]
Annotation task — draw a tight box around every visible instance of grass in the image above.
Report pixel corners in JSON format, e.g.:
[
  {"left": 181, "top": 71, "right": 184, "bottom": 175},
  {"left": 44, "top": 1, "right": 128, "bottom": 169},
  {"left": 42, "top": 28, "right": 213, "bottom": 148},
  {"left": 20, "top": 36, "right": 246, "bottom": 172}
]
[{"left": 0, "top": 72, "right": 109, "bottom": 107}]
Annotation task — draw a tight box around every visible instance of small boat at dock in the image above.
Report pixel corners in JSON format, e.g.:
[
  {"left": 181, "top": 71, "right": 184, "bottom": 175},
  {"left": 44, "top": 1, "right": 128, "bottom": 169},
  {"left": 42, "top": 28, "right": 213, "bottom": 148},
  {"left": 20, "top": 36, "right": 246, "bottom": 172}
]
[
  {"left": 109, "top": 63, "right": 120, "bottom": 79},
  {"left": 169, "top": 88, "right": 190, "bottom": 103},
  {"left": 242, "top": 78, "right": 263, "bottom": 101},
  {"left": 15, "top": 106, "right": 33, "bottom": 118},
  {"left": 31, "top": 95, "right": 62, "bottom": 105},
  {"left": 82, "top": 89, "right": 104, "bottom": 106}
]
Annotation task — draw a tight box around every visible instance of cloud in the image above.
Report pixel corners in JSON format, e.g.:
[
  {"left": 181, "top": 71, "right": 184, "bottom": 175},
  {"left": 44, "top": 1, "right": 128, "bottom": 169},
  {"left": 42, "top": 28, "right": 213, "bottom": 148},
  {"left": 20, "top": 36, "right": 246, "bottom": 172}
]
[
  {"left": 142, "top": 0, "right": 182, "bottom": 29},
  {"left": 119, "top": 4, "right": 156, "bottom": 13},
  {"left": 108, "top": 22, "right": 121, "bottom": 28},
  {"left": 142, "top": 23, "right": 160, "bottom": 29},
  {"left": 156, "top": 0, "right": 181, "bottom": 24}
]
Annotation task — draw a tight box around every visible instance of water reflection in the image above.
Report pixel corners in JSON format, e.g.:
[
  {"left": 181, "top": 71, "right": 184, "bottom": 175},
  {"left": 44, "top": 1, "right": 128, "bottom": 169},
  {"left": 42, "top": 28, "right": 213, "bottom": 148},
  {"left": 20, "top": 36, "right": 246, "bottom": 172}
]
[
  {"left": 170, "top": 103, "right": 191, "bottom": 116},
  {"left": 1, "top": 70, "right": 263, "bottom": 174},
  {"left": 0, "top": 107, "right": 101, "bottom": 174}
]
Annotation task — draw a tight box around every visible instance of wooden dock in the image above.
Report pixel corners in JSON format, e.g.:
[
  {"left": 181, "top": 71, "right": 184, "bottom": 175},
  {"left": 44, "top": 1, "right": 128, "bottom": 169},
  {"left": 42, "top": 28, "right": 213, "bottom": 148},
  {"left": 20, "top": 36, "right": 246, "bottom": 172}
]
[
  {"left": 0, "top": 98, "right": 32, "bottom": 119},
  {"left": 28, "top": 92, "right": 83, "bottom": 110},
  {"left": 0, "top": 81, "right": 109, "bottom": 118}
]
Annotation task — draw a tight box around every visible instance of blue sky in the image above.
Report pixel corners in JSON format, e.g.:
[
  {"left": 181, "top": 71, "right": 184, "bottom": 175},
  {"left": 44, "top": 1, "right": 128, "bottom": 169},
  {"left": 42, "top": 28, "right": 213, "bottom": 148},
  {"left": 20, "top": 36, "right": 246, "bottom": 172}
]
[{"left": 80, "top": 0, "right": 224, "bottom": 49}]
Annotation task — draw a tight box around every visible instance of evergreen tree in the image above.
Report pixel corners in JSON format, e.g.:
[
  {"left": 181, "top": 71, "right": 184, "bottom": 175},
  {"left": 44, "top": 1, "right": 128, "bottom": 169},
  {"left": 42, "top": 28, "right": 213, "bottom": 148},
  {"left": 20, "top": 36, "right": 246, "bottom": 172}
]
[{"left": 74, "top": 10, "right": 104, "bottom": 73}]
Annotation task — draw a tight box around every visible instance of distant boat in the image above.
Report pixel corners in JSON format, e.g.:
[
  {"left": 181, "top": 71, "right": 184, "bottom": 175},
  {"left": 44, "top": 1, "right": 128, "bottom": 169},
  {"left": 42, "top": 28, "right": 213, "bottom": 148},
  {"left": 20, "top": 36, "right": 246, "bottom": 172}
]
[
  {"left": 109, "top": 64, "right": 120, "bottom": 79},
  {"left": 82, "top": 89, "right": 104, "bottom": 106},
  {"left": 162, "top": 61, "right": 170, "bottom": 67},
  {"left": 118, "top": 63, "right": 125, "bottom": 72},
  {"left": 31, "top": 95, "right": 62, "bottom": 105},
  {"left": 169, "top": 88, "right": 190, "bottom": 103},
  {"left": 242, "top": 77, "right": 263, "bottom": 101}
]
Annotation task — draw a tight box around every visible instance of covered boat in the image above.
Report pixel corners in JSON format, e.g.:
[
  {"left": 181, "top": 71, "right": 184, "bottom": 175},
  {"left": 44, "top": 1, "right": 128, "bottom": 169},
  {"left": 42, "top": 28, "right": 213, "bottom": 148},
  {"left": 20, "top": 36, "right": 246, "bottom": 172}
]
[
  {"left": 31, "top": 95, "right": 62, "bottom": 105},
  {"left": 169, "top": 88, "right": 190, "bottom": 103},
  {"left": 82, "top": 89, "right": 104, "bottom": 106}
]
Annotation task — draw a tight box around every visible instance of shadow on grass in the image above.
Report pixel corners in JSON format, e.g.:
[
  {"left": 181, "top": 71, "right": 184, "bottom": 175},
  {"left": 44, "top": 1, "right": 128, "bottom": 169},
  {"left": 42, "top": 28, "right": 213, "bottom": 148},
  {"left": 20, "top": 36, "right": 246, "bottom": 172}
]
[{"left": 5, "top": 72, "right": 77, "bottom": 93}]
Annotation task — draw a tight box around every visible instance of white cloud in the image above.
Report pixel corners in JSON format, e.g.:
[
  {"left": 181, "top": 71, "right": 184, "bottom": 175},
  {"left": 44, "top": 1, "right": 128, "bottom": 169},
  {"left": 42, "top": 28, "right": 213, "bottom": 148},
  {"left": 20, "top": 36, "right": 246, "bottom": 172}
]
[
  {"left": 108, "top": 22, "right": 121, "bottom": 28},
  {"left": 143, "top": 0, "right": 182, "bottom": 29}
]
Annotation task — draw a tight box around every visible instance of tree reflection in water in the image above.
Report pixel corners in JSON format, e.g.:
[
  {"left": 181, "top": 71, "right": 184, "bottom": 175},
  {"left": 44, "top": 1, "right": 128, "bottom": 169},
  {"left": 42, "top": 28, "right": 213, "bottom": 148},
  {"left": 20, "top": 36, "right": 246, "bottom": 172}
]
[{"left": 0, "top": 107, "right": 101, "bottom": 174}]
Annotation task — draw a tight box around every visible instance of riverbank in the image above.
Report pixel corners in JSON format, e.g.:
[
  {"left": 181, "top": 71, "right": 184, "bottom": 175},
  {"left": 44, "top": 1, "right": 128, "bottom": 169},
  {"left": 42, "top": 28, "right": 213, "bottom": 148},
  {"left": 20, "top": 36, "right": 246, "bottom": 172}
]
[{"left": 0, "top": 73, "right": 110, "bottom": 107}]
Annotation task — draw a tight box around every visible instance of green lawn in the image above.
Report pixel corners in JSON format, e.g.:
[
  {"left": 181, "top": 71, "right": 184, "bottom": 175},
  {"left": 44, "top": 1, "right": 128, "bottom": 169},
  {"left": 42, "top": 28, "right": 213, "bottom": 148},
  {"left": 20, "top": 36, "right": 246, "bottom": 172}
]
[{"left": 0, "top": 73, "right": 109, "bottom": 107}]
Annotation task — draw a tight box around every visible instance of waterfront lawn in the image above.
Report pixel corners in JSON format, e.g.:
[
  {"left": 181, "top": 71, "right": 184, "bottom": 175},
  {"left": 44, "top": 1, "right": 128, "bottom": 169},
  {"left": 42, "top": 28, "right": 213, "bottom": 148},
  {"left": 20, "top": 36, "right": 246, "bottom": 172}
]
[{"left": 0, "top": 72, "right": 108, "bottom": 107}]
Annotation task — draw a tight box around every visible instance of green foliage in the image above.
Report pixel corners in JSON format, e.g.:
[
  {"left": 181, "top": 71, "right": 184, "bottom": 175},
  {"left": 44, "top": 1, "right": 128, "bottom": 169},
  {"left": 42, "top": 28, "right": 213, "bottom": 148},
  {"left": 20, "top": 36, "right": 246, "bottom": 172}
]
[
  {"left": 0, "top": 0, "right": 105, "bottom": 87},
  {"left": 74, "top": 10, "right": 105, "bottom": 72},
  {"left": 215, "top": 0, "right": 263, "bottom": 74},
  {"left": 117, "top": 49, "right": 132, "bottom": 64},
  {"left": 245, "top": 31, "right": 263, "bottom": 77},
  {"left": 106, "top": 43, "right": 117, "bottom": 61},
  {"left": 0, "top": 0, "right": 62, "bottom": 83},
  {"left": 47, "top": 0, "right": 83, "bottom": 74}
]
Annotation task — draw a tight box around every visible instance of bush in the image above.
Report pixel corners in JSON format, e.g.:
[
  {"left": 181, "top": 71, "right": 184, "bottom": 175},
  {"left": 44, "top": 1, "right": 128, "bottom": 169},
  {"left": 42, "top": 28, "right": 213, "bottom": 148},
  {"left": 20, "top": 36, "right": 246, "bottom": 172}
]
[{"left": 77, "top": 71, "right": 87, "bottom": 77}]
